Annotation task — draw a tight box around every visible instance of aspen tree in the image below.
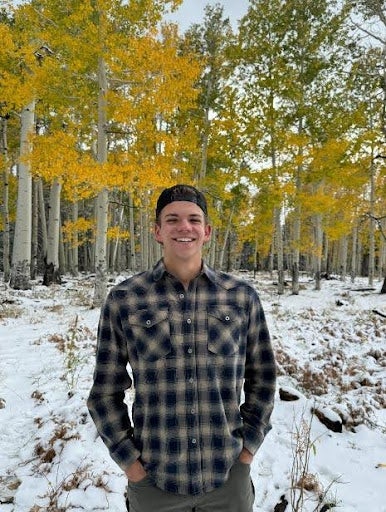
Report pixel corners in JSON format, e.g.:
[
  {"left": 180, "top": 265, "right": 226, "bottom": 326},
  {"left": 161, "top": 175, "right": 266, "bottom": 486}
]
[
  {"left": 16, "top": 0, "right": 187, "bottom": 297},
  {"left": 181, "top": 4, "right": 234, "bottom": 184},
  {"left": 10, "top": 101, "right": 35, "bottom": 289},
  {"left": 43, "top": 178, "right": 62, "bottom": 285},
  {"left": 237, "top": 0, "right": 293, "bottom": 292},
  {"left": 351, "top": 0, "right": 386, "bottom": 291},
  {"left": 0, "top": 115, "right": 11, "bottom": 282},
  {"left": 237, "top": 0, "right": 353, "bottom": 291},
  {"left": 0, "top": 9, "right": 40, "bottom": 288}
]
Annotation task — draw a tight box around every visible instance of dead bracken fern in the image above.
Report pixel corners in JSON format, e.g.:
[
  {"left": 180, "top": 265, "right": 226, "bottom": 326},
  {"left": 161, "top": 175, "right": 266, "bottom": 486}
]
[
  {"left": 47, "top": 316, "right": 94, "bottom": 396},
  {"left": 290, "top": 408, "right": 341, "bottom": 512}
]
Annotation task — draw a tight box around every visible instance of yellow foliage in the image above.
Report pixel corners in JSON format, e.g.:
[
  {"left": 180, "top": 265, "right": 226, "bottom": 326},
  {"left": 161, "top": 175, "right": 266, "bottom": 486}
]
[
  {"left": 62, "top": 217, "right": 95, "bottom": 247},
  {"left": 107, "top": 225, "right": 129, "bottom": 241},
  {"left": 0, "top": 20, "right": 38, "bottom": 111}
]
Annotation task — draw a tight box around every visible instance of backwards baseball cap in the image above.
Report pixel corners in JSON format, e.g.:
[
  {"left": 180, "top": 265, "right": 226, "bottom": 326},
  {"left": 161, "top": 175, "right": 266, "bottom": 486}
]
[{"left": 156, "top": 184, "right": 208, "bottom": 219}]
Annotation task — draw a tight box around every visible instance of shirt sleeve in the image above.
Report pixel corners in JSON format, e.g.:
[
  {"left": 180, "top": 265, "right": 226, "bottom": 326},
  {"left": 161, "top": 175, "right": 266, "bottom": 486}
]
[
  {"left": 87, "top": 290, "right": 141, "bottom": 472},
  {"left": 240, "top": 288, "right": 276, "bottom": 455}
]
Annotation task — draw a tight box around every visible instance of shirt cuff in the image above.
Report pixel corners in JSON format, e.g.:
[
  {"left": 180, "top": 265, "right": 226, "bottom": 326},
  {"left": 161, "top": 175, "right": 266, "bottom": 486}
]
[
  {"left": 242, "top": 422, "right": 272, "bottom": 455},
  {"left": 110, "top": 439, "right": 142, "bottom": 473}
]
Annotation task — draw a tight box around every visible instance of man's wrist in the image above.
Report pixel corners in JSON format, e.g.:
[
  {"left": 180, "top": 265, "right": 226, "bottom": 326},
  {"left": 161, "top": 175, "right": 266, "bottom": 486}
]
[
  {"left": 125, "top": 459, "right": 147, "bottom": 482},
  {"left": 239, "top": 447, "right": 254, "bottom": 464}
]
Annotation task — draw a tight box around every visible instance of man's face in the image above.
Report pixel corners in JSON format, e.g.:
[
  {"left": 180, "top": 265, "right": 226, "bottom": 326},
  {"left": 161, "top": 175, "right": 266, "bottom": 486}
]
[{"left": 155, "top": 201, "right": 211, "bottom": 262}]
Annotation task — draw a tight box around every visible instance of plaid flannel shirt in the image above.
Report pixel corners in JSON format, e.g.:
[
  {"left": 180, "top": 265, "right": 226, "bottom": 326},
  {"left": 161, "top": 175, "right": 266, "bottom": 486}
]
[{"left": 87, "top": 259, "right": 276, "bottom": 496}]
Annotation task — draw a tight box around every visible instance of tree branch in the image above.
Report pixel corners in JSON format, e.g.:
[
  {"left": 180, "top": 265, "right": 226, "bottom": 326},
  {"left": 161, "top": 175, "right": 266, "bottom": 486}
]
[{"left": 350, "top": 18, "right": 386, "bottom": 46}]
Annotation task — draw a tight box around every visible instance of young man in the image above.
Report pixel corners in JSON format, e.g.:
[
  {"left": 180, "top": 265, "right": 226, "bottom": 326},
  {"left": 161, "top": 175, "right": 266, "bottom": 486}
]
[{"left": 87, "top": 184, "right": 276, "bottom": 512}]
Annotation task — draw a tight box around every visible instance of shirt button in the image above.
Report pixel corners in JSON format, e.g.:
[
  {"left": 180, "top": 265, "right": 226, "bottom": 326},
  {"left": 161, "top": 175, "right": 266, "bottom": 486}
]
[
  {"left": 191, "top": 438, "right": 197, "bottom": 445},
  {"left": 188, "top": 378, "right": 194, "bottom": 384},
  {"left": 179, "top": 293, "right": 185, "bottom": 299},
  {"left": 186, "top": 318, "right": 192, "bottom": 324},
  {"left": 190, "top": 408, "right": 196, "bottom": 414},
  {"left": 187, "top": 347, "right": 193, "bottom": 354}
]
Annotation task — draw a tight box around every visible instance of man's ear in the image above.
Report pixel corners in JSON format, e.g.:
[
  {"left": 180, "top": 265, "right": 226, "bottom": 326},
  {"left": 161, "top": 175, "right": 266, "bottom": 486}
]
[
  {"left": 204, "top": 223, "right": 212, "bottom": 243},
  {"left": 154, "top": 222, "right": 163, "bottom": 244}
]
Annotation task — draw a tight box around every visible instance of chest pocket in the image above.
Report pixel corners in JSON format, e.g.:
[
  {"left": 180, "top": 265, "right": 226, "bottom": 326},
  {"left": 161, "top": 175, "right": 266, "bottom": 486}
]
[
  {"left": 128, "top": 309, "right": 172, "bottom": 361},
  {"left": 207, "top": 306, "right": 242, "bottom": 356}
]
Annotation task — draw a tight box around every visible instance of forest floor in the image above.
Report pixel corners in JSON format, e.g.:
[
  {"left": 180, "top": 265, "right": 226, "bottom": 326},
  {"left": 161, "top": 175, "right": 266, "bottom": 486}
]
[{"left": 0, "top": 271, "right": 385, "bottom": 512}]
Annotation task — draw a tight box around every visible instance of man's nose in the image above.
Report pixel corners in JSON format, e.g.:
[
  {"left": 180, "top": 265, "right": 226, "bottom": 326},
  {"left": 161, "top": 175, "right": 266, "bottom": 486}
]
[{"left": 177, "top": 218, "right": 191, "bottom": 230}]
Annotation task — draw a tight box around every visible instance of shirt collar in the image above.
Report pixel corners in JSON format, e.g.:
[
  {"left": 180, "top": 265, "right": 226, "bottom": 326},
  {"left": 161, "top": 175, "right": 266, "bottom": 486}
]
[{"left": 151, "top": 258, "right": 216, "bottom": 284}]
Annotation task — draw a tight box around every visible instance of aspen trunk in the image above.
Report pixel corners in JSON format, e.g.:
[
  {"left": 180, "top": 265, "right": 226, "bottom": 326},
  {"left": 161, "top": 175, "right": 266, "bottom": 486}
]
[
  {"left": 111, "top": 206, "right": 124, "bottom": 271},
  {"left": 1, "top": 116, "right": 10, "bottom": 282},
  {"left": 93, "top": 56, "right": 109, "bottom": 307},
  {"left": 380, "top": 219, "right": 386, "bottom": 294},
  {"left": 323, "top": 234, "right": 329, "bottom": 276},
  {"left": 291, "top": 119, "right": 303, "bottom": 295},
  {"left": 10, "top": 101, "right": 35, "bottom": 290},
  {"left": 291, "top": 207, "right": 301, "bottom": 295},
  {"left": 350, "top": 225, "right": 358, "bottom": 283},
  {"left": 368, "top": 158, "right": 376, "bottom": 287},
  {"left": 208, "top": 226, "right": 217, "bottom": 268},
  {"left": 59, "top": 213, "right": 66, "bottom": 273},
  {"left": 128, "top": 193, "right": 137, "bottom": 271},
  {"left": 339, "top": 236, "right": 348, "bottom": 281},
  {"left": 198, "top": 79, "right": 212, "bottom": 183},
  {"left": 43, "top": 179, "right": 62, "bottom": 285},
  {"left": 275, "top": 207, "right": 284, "bottom": 294},
  {"left": 380, "top": 219, "right": 386, "bottom": 280},
  {"left": 31, "top": 179, "right": 39, "bottom": 280},
  {"left": 129, "top": 194, "right": 137, "bottom": 271},
  {"left": 38, "top": 179, "right": 48, "bottom": 257},
  {"left": 142, "top": 202, "right": 150, "bottom": 270},
  {"left": 314, "top": 214, "right": 323, "bottom": 291},
  {"left": 94, "top": 189, "right": 109, "bottom": 301},
  {"left": 70, "top": 201, "right": 79, "bottom": 276},
  {"left": 218, "top": 206, "right": 234, "bottom": 271}
]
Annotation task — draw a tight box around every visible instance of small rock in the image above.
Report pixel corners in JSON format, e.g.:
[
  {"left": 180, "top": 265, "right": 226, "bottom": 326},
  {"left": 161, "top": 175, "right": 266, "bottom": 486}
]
[
  {"left": 312, "top": 407, "right": 342, "bottom": 433},
  {"left": 274, "top": 494, "right": 288, "bottom": 512},
  {"left": 279, "top": 386, "right": 302, "bottom": 401}
]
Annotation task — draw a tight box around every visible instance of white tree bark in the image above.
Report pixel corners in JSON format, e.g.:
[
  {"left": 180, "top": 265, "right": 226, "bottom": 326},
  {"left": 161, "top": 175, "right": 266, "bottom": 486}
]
[
  {"left": 275, "top": 206, "right": 284, "bottom": 294},
  {"left": 1, "top": 116, "right": 10, "bottom": 282},
  {"left": 291, "top": 204, "right": 301, "bottom": 295},
  {"left": 128, "top": 193, "right": 137, "bottom": 271},
  {"left": 208, "top": 226, "right": 217, "bottom": 268},
  {"left": 31, "top": 179, "right": 38, "bottom": 280},
  {"left": 350, "top": 224, "right": 358, "bottom": 283},
  {"left": 94, "top": 188, "right": 109, "bottom": 301},
  {"left": 93, "top": 56, "right": 109, "bottom": 307},
  {"left": 218, "top": 206, "right": 234, "bottom": 271},
  {"left": 70, "top": 201, "right": 79, "bottom": 276},
  {"left": 111, "top": 205, "right": 124, "bottom": 271},
  {"left": 43, "top": 178, "right": 62, "bottom": 285},
  {"left": 368, "top": 157, "right": 375, "bottom": 287},
  {"left": 339, "top": 236, "right": 348, "bottom": 281},
  {"left": 291, "top": 118, "right": 304, "bottom": 296},
  {"left": 314, "top": 213, "right": 323, "bottom": 291},
  {"left": 10, "top": 100, "right": 35, "bottom": 289},
  {"left": 37, "top": 179, "right": 48, "bottom": 257}
]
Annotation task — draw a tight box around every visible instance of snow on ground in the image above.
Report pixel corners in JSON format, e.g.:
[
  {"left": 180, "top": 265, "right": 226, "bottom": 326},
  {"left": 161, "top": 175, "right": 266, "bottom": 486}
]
[{"left": 0, "top": 273, "right": 385, "bottom": 512}]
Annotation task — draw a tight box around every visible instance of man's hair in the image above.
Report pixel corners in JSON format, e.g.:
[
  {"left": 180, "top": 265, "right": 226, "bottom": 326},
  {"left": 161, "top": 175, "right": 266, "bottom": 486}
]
[{"left": 155, "top": 184, "right": 208, "bottom": 222}]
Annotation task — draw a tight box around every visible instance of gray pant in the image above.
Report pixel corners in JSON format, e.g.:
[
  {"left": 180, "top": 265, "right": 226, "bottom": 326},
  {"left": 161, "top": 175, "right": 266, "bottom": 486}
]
[{"left": 126, "top": 461, "right": 255, "bottom": 512}]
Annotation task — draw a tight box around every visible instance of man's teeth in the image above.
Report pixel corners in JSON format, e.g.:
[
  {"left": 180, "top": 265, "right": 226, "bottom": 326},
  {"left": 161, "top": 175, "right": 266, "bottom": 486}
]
[{"left": 176, "top": 238, "right": 193, "bottom": 242}]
